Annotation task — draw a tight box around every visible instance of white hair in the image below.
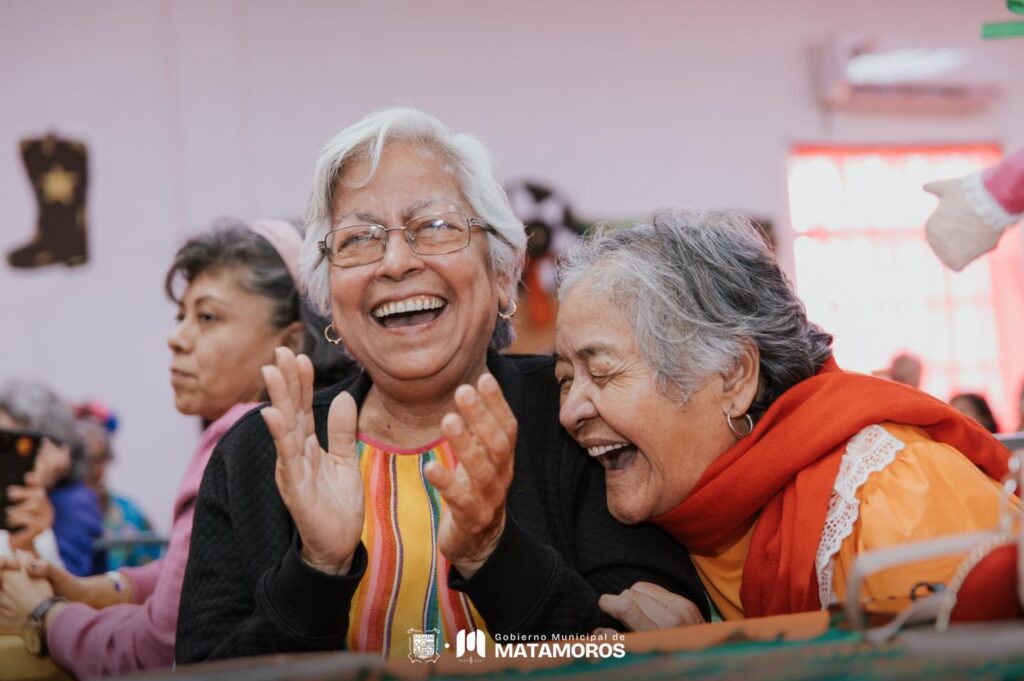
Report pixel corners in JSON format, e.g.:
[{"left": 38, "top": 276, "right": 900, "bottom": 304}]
[{"left": 299, "top": 107, "right": 526, "bottom": 349}]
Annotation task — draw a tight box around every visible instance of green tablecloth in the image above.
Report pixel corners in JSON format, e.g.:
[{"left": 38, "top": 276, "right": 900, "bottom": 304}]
[{"left": 108, "top": 617, "right": 1024, "bottom": 681}]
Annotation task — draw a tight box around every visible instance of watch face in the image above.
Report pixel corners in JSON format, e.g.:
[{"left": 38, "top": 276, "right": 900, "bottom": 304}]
[{"left": 21, "top": 624, "right": 41, "bottom": 655}]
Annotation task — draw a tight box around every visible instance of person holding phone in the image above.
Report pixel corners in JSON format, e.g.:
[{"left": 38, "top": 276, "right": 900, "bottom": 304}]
[
  {"left": 0, "top": 429, "right": 58, "bottom": 564},
  {"left": 0, "top": 380, "right": 99, "bottom": 574},
  {"left": 0, "top": 218, "right": 352, "bottom": 677}
]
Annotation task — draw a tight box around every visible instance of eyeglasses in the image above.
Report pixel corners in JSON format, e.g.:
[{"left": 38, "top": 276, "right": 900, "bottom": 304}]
[{"left": 318, "top": 211, "right": 507, "bottom": 268}]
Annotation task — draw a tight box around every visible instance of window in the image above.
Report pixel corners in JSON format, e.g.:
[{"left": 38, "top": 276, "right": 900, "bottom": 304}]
[{"left": 787, "top": 144, "right": 1024, "bottom": 430}]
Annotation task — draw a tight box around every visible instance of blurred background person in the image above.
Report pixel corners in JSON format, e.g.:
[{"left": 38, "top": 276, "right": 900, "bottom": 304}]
[
  {"left": 950, "top": 392, "right": 1000, "bottom": 434},
  {"left": 872, "top": 352, "right": 924, "bottom": 390},
  {"left": 0, "top": 217, "right": 351, "bottom": 677},
  {"left": 0, "top": 380, "right": 101, "bottom": 576},
  {"left": 75, "top": 401, "right": 162, "bottom": 573},
  {"left": 889, "top": 353, "right": 923, "bottom": 389},
  {"left": 1017, "top": 382, "right": 1024, "bottom": 433}
]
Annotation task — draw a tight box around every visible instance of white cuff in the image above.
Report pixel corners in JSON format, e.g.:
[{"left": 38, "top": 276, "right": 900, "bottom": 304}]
[{"left": 962, "top": 171, "right": 1023, "bottom": 234}]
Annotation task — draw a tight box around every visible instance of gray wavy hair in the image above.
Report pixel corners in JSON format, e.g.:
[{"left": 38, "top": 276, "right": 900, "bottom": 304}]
[
  {"left": 0, "top": 379, "right": 86, "bottom": 483},
  {"left": 556, "top": 208, "right": 833, "bottom": 418},
  {"left": 300, "top": 107, "right": 527, "bottom": 351}
]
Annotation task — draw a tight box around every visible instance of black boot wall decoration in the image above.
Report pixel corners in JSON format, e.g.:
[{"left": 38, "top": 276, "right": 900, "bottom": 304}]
[{"left": 7, "top": 133, "right": 89, "bottom": 269}]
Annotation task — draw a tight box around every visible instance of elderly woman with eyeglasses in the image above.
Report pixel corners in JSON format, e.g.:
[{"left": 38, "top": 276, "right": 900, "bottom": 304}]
[
  {"left": 554, "top": 208, "right": 1015, "bottom": 627},
  {"left": 176, "top": 108, "right": 704, "bottom": 663}
]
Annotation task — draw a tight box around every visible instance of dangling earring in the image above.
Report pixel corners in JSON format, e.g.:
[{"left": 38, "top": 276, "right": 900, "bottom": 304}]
[
  {"left": 323, "top": 324, "right": 344, "bottom": 346},
  {"left": 724, "top": 409, "right": 753, "bottom": 438},
  {"left": 498, "top": 299, "right": 518, "bottom": 321}
]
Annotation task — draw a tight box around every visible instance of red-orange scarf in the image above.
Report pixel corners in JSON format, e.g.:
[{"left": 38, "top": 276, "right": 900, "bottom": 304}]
[{"left": 652, "top": 357, "right": 1010, "bottom": 617}]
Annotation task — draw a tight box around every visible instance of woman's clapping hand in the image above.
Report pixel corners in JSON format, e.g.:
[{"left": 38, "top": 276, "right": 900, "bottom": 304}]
[
  {"left": 261, "top": 347, "right": 365, "bottom": 576},
  {"left": 425, "top": 373, "right": 517, "bottom": 578}
]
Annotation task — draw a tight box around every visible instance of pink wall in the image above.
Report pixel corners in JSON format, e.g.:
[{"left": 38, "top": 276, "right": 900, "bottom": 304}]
[{"left": 1, "top": 0, "right": 1022, "bottom": 531}]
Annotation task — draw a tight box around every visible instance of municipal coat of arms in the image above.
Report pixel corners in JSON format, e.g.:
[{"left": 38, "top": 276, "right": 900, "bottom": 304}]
[{"left": 406, "top": 627, "right": 441, "bottom": 663}]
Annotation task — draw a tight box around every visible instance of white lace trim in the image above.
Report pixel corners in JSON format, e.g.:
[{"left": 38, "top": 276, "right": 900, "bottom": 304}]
[{"left": 815, "top": 424, "right": 906, "bottom": 608}]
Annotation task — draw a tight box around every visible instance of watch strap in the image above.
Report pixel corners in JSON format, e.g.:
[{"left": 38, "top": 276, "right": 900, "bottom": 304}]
[{"left": 26, "top": 596, "right": 68, "bottom": 657}]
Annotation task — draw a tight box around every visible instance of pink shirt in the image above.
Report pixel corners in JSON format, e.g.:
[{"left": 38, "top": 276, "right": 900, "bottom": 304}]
[{"left": 47, "top": 403, "right": 257, "bottom": 679}]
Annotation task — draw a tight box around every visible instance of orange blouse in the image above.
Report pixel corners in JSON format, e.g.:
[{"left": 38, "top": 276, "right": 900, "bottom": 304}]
[{"left": 691, "top": 423, "right": 1015, "bottom": 620}]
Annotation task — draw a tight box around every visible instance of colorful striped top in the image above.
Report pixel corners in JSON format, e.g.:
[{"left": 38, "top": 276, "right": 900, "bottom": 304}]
[{"left": 347, "top": 435, "right": 488, "bottom": 658}]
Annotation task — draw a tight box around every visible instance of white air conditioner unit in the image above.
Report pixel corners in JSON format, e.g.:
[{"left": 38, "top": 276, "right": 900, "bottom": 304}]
[{"left": 813, "top": 36, "right": 1004, "bottom": 114}]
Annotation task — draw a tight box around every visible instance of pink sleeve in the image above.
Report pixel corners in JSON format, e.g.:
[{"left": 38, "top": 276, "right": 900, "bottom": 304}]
[
  {"left": 121, "top": 559, "right": 163, "bottom": 603},
  {"left": 46, "top": 504, "right": 198, "bottom": 678},
  {"left": 44, "top": 404, "right": 251, "bottom": 678},
  {"left": 983, "top": 148, "right": 1024, "bottom": 214}
]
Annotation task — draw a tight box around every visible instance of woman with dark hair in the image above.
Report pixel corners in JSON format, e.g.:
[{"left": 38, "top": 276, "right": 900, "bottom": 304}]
[
  {"left": 555, "top": 208, "right": 1013, "bottom": 625},
  {"left": 0, "top": 218, "right": 348, "bottom": 677},
  {"left": 0, "top": 380, "right": 102, "bottom": 576},
  {"left": 950, "top": 393, "right": 999, "bottom": 434}
]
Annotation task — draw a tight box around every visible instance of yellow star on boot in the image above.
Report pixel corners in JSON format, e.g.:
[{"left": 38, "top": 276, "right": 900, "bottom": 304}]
[{"left": 39, "top": 164, "right": 78, "bottom": 205}]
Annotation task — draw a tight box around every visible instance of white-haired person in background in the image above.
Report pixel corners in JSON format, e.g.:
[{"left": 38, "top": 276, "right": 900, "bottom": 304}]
[
  {"left": 0, "top": 218, "right": 345, "bottom": 678},
  {"left": 0, "top": 380, "right": 100, "bottom": 575},
  {"left": 175, "top": 107, "right": 706, "bottom": 664}
]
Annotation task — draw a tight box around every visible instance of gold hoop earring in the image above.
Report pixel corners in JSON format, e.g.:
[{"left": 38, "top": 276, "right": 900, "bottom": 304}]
[
  {"left": 323, "top": 324, "right": 344, "bottom": 346},
  {"left": 725, "top": 409, "right": 753, "bottom": 438},
  {"left": 498, "top": 299, "right": 518, "bottom": 321}
]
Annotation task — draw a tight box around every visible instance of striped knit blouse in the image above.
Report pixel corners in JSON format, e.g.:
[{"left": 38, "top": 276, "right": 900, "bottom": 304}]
[{"left": 347, "top": 435, "right": 488, "bottom": 657}]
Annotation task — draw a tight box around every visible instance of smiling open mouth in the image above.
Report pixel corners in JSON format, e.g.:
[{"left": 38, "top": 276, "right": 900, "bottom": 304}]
[
  {"left": 587, "top": 443, "right": 639, "bottom": 472},
  {"left": 371, "top": 295, "right": 447, "bottom": 329}
]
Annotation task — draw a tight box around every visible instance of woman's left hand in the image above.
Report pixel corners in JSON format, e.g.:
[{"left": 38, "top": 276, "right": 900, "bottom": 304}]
[
  {"left": 425, "top": 373, "right": 517, "bottom": 579},
  {"left": 599, "top": 581, "right": 705, "bottom": 631},
  {"left": 0, "top": 555, "right": 55, "bottom": 631}
]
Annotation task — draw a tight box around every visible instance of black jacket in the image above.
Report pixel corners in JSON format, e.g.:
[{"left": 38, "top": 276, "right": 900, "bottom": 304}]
[{"left": 176, "top": 353, "right": 706, "bottom": 662}]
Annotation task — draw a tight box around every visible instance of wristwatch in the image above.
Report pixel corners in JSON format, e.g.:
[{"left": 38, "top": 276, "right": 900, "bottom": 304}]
[{"left": 21, "top": 596, "right": 67, "bottom": 657}]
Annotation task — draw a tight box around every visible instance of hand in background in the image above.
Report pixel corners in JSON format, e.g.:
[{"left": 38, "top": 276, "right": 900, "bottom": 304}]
[
  {"left": 924, "top": 177, "right": 1003, "bottom": 272},
  {"left": 599, "top": 581, "right": 705, "bottom": 631},
  {"left": 262, "top": 347, "right": 365, "bottom": 576},
  {"left": 425, "top": 373, "right": 516, "bottom": 578},
  {"left": 0, "top": 556, "right": 132, "bottom": 609},
  {"left": 0, "top": 554, "right": 56, "bottom": 632},
  {"left": 6, "top": 473, "right": 55, "bottom": 551}
]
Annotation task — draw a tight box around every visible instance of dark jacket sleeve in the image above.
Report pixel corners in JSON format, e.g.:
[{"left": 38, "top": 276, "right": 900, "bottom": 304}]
[
  {"left": 449, "top": 355, "right": 708, "bottom": 634},
  {"left": 450, "top": 455, "right": 707, "bottom": 634},
  {"left": 175, "top": 413, "right": 366, "bottom": 663}
]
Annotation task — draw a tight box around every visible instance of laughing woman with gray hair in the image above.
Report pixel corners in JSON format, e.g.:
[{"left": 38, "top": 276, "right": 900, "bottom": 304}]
[
  {"left": 176, "top": 107, "right": 705, "bottom": 663},
  {"left": 554, "top": 208, "right": 1014, "bottom": 627}
]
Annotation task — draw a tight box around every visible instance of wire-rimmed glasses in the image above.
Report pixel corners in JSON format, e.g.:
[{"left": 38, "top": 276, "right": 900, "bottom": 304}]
[{"left": 318, "top": 211, "right": 506, "bottom": 267}]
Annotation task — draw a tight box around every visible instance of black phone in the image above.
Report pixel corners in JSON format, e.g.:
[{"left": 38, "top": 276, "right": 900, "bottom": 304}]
[{"left": 0, "top": 428, "right": 42, "bottom": 532}]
